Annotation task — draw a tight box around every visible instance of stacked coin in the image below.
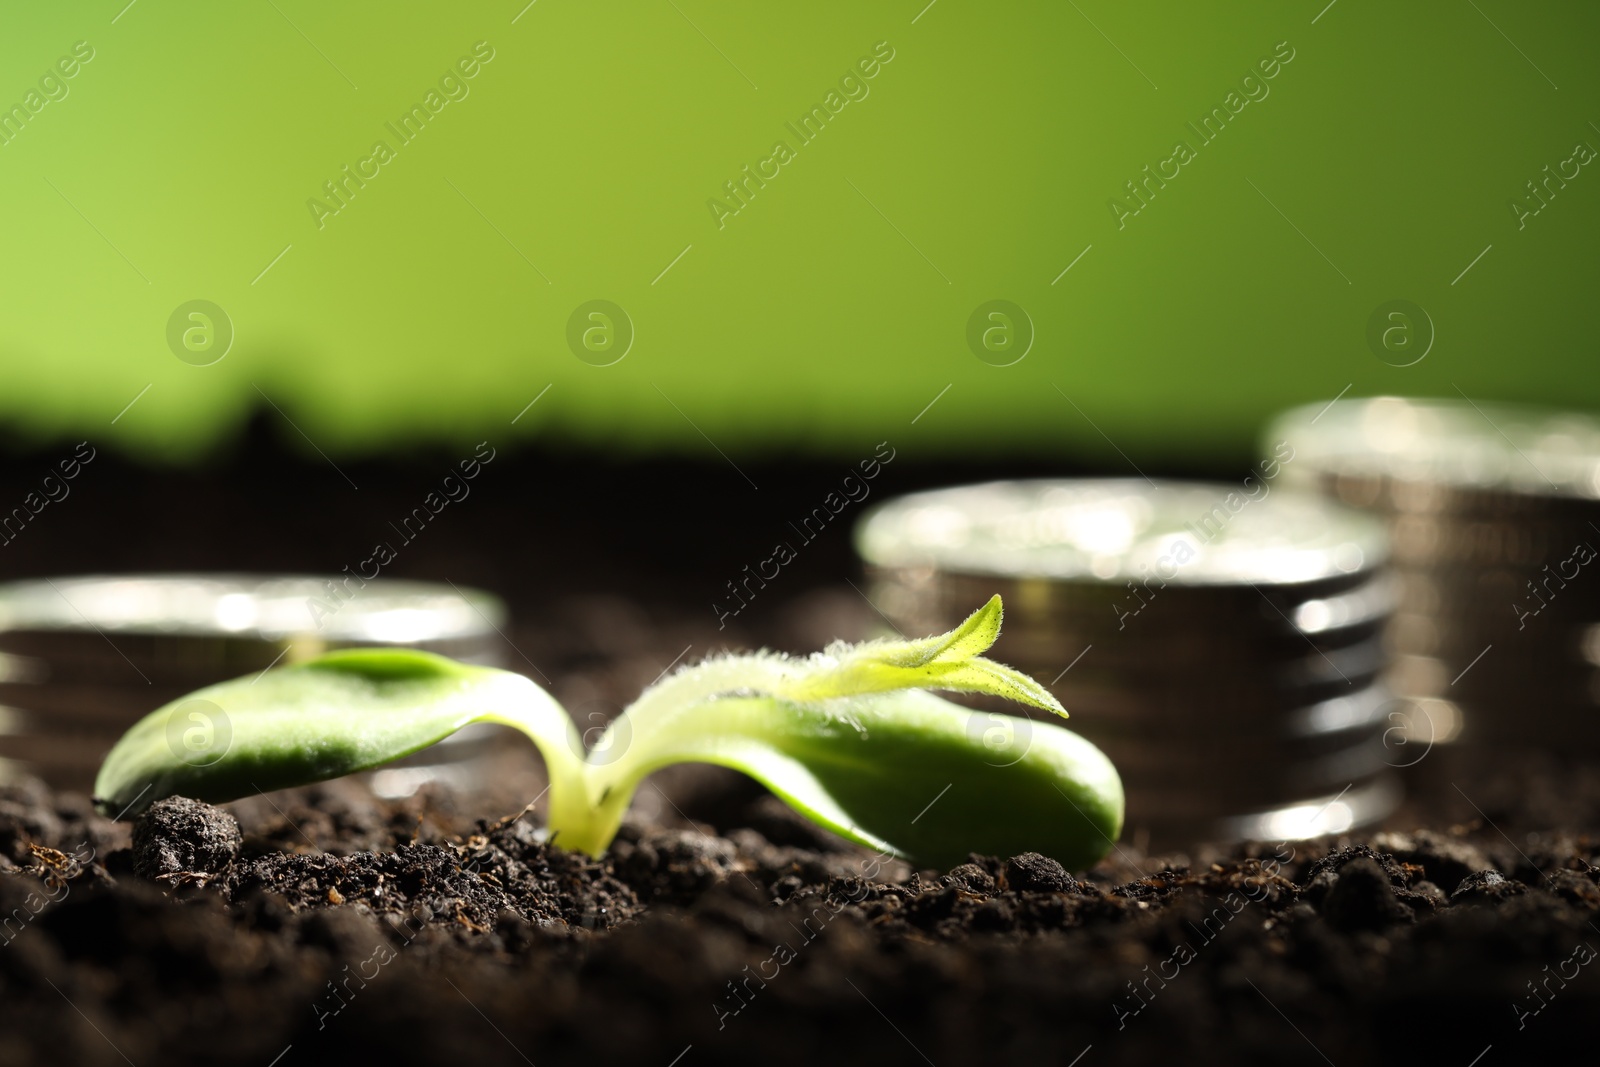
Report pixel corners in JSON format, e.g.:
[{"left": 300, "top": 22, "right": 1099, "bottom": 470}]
[
  {"left": 0, "top": 574, "right": 508, "bottom": 794},
  {"left": 1265, "top": 396, "right": 1600, "bottom": 752},
  {"left": 855, "top": 479, "right": 1399, "bottom": 847}
]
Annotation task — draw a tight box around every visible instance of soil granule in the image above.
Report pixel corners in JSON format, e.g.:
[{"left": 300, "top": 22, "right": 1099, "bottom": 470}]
[{"left": 133, "top": 796, "right": 243, "bottom": 882}]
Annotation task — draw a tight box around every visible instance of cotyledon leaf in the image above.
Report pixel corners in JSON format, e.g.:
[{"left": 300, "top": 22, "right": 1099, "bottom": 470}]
[
  {"left": 574, "top": 689, "right": 1124, "bottom": 869},
  {"left": 93, "top": 649, "right": 589, "bottom": 824}
]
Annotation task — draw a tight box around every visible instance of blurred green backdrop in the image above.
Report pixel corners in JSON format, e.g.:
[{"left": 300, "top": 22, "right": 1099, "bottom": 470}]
[{"left": 1, "top": 1, "right": 1595, "bottom": 464}]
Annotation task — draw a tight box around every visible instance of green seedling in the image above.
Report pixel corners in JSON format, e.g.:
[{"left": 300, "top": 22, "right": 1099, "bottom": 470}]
[{"left": 95, "top": 597, "right": 1123, "bottom": 869}]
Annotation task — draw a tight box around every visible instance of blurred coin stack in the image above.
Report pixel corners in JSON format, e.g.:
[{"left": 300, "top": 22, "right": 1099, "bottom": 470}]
[
  {"left": 0, "top": 574, "right": 507, "bottom": 795},
  {"left": 856, "top": 479, "right": 1399, "bottom": 848},
  {"left": 1266, "top": 396, "right": 1600, "bottom": 753}
]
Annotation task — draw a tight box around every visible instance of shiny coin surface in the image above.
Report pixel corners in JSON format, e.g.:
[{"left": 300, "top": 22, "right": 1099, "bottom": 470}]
[
  {"left": 1268, "top": 396, "right": 1600, "bottom": 501},
  {"left": 857, "top": 479, "right": 1388, "bottom": 587},
  {"left": 0, "top": 574, "right": 505, "bottom": 646}
]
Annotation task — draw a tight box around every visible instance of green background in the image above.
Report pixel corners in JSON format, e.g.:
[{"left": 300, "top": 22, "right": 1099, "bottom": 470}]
[{"left": 1, "top": 1, "right": 1595, "bottom": 464}]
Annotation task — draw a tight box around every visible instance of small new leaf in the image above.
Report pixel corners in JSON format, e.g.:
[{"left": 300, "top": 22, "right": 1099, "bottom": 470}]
[
  {"left": 874, "top": 593, "right": 1004, "bottom": 668},
  {"left": 786, "top": 596, "right": 1066, "bottom": 716}
]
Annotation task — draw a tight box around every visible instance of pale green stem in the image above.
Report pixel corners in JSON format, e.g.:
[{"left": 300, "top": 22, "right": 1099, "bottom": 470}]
[
  {"left": 557, "top": 655, "right": 806, "bottom": 856},
  {"left": 477, "top": 677, "right": 597, "bottom": 850}
]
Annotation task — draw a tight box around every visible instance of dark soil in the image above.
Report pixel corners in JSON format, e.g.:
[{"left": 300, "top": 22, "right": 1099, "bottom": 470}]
[
  {"left": 3, "top": 757, "right": 1599, "bottom": 1067},
  {"left": 3, "top": 434, "right": 1599, "bottom": 1065}
]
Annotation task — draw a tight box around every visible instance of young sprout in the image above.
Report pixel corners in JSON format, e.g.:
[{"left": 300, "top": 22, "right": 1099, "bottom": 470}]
[{"left": 95, "top": 597, "right": 1123, "bottom": 869}]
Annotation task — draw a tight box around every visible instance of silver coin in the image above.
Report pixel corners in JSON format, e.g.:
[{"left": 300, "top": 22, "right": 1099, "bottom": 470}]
[
  {"left": 1304, "top": 469, "right": 1600, "bottom": 521},
  {"left": 1113, "top": 739, "right": 1393, "bottom": 812},
  {"left": 869, "top": 565, "right": 1392, "bottom": 627},
  {"left": 0, "top": 574, "right": 510, "bottom": 792},
  {"left": 1385, "top": 616, "right": 1596, "bottom": 664},
  {"left": 1049, "top": 681, "right": 1393, "bottom": 742},
  {"left": 1266, "top": 397, "right": 1600, "bottom": 755},
  {"left": 856, "top": 479, "right": 1387, "bottom": 587},
  {"left": 1213, "top": 774, "right": 1400, "bottom": 843},
  {"left": 0, "top": 574, "right": 505, "bottom": 645},
  {"left": 1385, "top": 514, "right": 1599, "bottom": 569},
  {"left": 856, "top": 479, "right": 1401, "bottom": 845},
  {"left": 1268, "top": 396, "right": 1600, "bottom": 502}
]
